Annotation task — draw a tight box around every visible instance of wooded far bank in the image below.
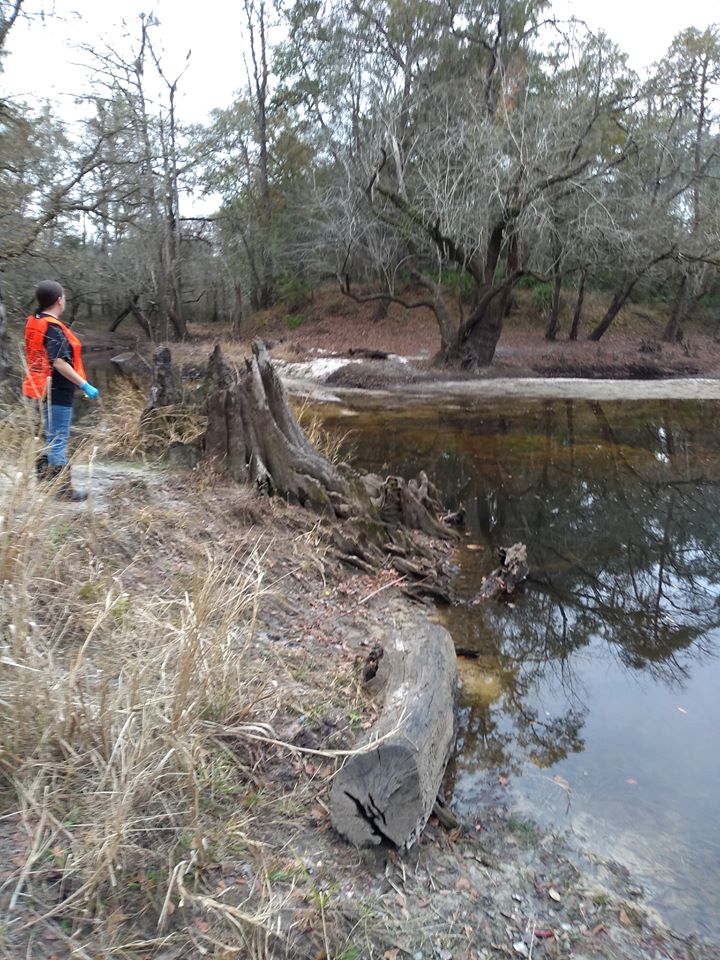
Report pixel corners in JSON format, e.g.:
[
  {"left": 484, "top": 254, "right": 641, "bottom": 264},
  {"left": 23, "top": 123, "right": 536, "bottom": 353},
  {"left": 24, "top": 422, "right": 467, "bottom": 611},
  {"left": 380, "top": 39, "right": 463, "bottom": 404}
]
[{"left": 1, "top": 1, "right": 719, "bottom": 369}]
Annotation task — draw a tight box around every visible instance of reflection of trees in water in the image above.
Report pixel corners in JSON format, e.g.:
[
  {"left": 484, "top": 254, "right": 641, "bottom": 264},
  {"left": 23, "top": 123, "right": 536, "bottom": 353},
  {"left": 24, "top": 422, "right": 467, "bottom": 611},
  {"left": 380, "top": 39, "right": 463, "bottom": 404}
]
[
  {"left": 334, "top": 398, "right": 720, "bottom": 778},
  {"left": 445, "top": 399, "right": 720, "bottom": 780}
]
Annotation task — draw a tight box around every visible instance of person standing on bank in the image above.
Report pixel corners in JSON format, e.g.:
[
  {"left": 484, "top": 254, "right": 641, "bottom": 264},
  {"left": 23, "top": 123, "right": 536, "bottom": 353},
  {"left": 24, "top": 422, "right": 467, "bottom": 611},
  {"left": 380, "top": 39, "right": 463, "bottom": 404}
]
[{"left": 22, "top": 280, "right": 100, "bottom": 501}]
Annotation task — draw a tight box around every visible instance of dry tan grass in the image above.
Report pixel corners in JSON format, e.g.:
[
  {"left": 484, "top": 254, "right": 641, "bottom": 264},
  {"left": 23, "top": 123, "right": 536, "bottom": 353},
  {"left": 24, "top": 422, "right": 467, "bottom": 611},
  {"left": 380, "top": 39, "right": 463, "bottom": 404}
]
[
  {"left": 0, "top": 432, "right": 386, "bottom": 959},
  {"left": 294, "top": 398, "right": 354, "bottom": 467},
  {"left": 0, "top": 443, "right": 289, "bottom": 954},
  {"left": 95, "top": 378, "right": 206, "bottom": 461}
]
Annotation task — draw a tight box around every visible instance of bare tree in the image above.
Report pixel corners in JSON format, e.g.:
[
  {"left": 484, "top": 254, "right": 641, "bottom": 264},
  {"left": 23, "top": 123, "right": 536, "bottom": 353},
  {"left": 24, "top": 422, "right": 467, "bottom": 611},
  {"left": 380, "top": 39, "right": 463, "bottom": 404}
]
[
  {"left": 73, "top": 15, "right": 192, "bottom": 340},
  {"left": 0, "top": 0, "right": 23, "bottom": 55}
]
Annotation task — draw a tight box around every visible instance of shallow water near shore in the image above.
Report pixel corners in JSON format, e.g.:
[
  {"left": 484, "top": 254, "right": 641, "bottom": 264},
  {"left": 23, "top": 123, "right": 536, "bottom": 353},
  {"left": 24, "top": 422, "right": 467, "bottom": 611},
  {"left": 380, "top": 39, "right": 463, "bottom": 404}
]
[{"left": 312, "top": 394, "right": 720, "bottom": 939}]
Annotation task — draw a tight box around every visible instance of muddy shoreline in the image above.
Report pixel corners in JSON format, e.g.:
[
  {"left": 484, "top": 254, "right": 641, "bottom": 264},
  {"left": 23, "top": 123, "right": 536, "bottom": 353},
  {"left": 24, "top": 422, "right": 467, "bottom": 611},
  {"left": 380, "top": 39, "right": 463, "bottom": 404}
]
[{"left": 105, "top": 340, "right": 720, "bottom": 952}]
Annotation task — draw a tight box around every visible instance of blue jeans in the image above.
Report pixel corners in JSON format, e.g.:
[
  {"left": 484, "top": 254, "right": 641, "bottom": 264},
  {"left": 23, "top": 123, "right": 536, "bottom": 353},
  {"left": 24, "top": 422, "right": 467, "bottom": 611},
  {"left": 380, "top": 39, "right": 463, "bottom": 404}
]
[{"left": 44, "top": 403, "right": 74, "bottom": 466}]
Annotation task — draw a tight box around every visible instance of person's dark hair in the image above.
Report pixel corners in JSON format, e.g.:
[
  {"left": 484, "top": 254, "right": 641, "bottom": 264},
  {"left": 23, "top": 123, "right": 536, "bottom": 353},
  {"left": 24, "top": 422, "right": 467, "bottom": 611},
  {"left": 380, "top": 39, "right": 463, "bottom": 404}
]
[{"left": 36, "top": 280, "right": 64, "bottom": 311}]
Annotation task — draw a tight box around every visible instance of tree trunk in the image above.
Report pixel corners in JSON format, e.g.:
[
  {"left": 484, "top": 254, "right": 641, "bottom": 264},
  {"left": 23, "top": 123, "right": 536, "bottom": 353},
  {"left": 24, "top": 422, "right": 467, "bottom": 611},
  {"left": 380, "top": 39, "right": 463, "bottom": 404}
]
[
  {"left": 568, "top": 270, "right": 586, "bottom": 341},
  {"left": 450, "top": 228, "right": 519, "bottom": 367},
  {"left": 371, "top": 297, "right": 390, "bottom": 322},
  {"left": 330, "top": 611, "right": 456, "bottom": 850},
  {"left": 230, "top": 279, "right": 245, "bottom": 340},
  {"left": 545, "top": 266, "right": 563, "bottom": 341},
  {"left": 142, "top": 345, "right": 182, "bottom": 418},
  {"left": 0, "top": 277, "right": 15, "bottom": 396},
  {"left": 110, "top": 295, "right": 153, "bottom": 338},
  {"left": 245, "top": 0, "right": 274, "bottom": 308},
  {"left": 588, "top": 275, "right": 638, "bottom": 341},
  {"left": 662, "top": 275, "right": 688, "bottom": 343},
  {"left": 438, "top": 282, "right": 513, "bottom": 368}
]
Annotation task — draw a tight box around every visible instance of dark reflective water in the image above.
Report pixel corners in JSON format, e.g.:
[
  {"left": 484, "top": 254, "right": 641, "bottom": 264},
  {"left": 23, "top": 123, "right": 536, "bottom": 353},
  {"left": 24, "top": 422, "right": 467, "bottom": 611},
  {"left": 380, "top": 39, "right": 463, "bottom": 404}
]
[{"left": 314, "top": 396, "right": 720, "bottom": 938}]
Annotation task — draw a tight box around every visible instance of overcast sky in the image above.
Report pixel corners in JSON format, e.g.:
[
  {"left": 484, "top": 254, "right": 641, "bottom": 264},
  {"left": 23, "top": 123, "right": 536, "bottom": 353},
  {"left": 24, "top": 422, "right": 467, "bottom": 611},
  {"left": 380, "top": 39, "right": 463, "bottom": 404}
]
[{"left": 2, "top": 0, "right": 718, "bottom": 126}]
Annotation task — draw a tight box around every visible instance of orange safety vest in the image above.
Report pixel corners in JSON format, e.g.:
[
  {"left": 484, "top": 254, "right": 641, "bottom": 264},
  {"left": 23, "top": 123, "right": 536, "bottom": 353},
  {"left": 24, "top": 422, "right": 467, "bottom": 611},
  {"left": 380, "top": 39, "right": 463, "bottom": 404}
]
[{"left": 22, "top": 314, "right": 87, "bottom": 400}]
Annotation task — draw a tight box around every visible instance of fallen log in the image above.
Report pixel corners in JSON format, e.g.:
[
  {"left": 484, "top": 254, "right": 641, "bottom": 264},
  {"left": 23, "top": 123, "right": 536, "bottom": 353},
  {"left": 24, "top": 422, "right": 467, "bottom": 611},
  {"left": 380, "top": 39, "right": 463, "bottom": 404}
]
[
  {"left": 348, "top": 347, "right": 390, "bottom": 359},
  {"left": 330, "top": 614, "right": 456, "bottom": 850}
]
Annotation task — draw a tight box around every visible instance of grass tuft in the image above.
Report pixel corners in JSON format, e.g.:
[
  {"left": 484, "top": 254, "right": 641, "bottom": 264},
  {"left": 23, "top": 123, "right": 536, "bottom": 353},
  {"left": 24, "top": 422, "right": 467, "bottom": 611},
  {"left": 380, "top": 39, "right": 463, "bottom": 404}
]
[
  {"left": 95, "top": 378, "right": 206, "bottom": 461},
  {"left": 294, "top": 398, "right": 354, "bottom": 466}
]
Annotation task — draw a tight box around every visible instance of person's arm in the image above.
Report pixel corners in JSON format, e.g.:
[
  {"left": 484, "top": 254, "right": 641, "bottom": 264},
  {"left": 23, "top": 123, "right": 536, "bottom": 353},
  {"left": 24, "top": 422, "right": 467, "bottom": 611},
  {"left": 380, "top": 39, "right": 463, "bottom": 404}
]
[
  {"left": 52, "top": 358, "right": 100, "bottom": 398},
  {"left": 52, "top": 357, "right": 86, "bottom": 387}
]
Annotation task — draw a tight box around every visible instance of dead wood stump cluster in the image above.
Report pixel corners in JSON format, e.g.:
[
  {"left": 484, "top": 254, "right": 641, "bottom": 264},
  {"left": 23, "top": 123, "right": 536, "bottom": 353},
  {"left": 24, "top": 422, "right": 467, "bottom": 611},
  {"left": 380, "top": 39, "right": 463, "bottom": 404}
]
[
  {"left": 203, "top": 340, "right": 458, "bottom": 601},
  {"left": 192, "top": 341, "right": 528, "bottom": 851}
]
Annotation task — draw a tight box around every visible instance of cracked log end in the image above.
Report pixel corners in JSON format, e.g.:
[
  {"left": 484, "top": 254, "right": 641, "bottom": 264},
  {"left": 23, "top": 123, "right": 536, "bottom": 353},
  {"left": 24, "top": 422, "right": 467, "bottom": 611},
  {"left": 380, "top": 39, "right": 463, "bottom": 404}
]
[
  {"left": 331, "top": 743, "right": 427, "bottom": 848},
  {"left": 330, "top": 618, "right": 456, "bottom": 850}
]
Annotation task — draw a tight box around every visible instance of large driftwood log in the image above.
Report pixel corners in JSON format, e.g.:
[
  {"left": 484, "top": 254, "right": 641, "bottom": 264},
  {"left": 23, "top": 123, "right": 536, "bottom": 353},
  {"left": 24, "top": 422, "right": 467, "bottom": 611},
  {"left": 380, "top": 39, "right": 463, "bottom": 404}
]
[{"left": 330, "top": 615, "right": 456, "bottom": 850}]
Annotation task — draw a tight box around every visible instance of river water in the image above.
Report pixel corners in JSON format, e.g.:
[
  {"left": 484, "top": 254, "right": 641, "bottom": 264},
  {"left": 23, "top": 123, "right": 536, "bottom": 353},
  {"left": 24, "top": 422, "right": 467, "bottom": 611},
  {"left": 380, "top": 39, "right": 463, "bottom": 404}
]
[{"left": 313, "top": 393, "right": 720, "bottom": 939}]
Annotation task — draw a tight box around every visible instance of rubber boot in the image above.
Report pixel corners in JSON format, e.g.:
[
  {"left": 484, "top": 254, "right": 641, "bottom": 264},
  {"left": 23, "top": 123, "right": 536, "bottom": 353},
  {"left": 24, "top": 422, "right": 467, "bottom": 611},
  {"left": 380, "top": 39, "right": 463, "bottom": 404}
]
[
  {"left": 47, "top": 465, "right": 88, "bottom": 502},
  {"left": 35, "top": 453, "right": 50, "bottom": 481}
]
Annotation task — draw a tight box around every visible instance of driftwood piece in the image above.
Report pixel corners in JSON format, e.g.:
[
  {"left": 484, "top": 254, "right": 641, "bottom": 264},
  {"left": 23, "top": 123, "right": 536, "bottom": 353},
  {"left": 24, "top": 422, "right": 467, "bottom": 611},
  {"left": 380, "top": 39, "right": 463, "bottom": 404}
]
[
  {"left": 472, "top": 542, "right": 528, "bottom": 603},
  {"left": 379, "top": 473, "right": 452, "bottom": 539},
  {"left": 142, "top": 346, "right": 182, "bottom": 418},
  {"left": 348, "top": 347, "right": 390, "bottom": 359},
  {"left": 330, "top": 616, "right": 456, "bottom": 850}
]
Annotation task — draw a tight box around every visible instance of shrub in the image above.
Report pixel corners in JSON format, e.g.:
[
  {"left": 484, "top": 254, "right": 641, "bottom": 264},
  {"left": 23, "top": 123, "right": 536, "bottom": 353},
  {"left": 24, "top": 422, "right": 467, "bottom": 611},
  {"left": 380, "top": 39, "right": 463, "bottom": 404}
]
[
  {"left": 276, "top": 274, "right": 312, "bottom": 311},
  {"left": 532, "top": 283, "right": 554, "bottom": 310},
  {"left": 440, "top": 270, "right": 475, "bottom": 299}
]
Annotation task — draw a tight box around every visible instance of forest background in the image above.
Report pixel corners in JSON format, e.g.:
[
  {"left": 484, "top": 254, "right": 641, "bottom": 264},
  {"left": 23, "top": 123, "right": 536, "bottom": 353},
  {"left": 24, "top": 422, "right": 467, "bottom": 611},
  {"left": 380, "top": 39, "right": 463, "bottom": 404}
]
[{"left": 1, "top": 0, "right": 719, "bottom": 371}]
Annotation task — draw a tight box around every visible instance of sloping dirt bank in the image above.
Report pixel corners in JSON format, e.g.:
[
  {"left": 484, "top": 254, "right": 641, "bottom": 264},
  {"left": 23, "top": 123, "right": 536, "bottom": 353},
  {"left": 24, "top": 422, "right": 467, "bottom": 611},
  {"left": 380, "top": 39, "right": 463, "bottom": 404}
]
[{"left": 152, "top": 280, "right": 720, "bottom": 392}]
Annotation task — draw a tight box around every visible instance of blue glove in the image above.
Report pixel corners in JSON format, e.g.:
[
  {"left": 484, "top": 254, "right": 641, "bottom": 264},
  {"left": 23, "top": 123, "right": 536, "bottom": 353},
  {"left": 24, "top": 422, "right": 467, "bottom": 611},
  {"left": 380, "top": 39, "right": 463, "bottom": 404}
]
[{"left": 80, "top": 380, "right": 100, "bottom": 400}]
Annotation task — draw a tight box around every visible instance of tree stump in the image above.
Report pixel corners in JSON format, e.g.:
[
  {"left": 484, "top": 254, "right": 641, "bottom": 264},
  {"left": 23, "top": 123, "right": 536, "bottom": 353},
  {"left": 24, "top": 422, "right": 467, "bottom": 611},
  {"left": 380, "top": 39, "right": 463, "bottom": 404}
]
[
  {"left": 200, "top": 340, "right": 461, "bottom": 602},
  {"left": 142, "top": 345, "right": 182, "bottom": 418},
  {"left": 330, "top": 614, "right": 456, "bottom": 850},
  {"left": 472, "top": 542, "right": 528, "bottom": 603},
  {"left": 203, "top": 340, "right": 459, "bottom": 539}
]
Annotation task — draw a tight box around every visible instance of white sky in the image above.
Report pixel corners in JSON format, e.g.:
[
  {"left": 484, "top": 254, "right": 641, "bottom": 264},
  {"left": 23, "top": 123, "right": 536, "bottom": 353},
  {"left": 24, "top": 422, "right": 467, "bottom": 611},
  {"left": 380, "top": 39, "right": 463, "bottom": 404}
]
[
  {"left": 2, "top": 0, "right": 718, "bottom": 127},
  {"left": 1, "top": 0, "right": 249, "bottom": 123}
]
